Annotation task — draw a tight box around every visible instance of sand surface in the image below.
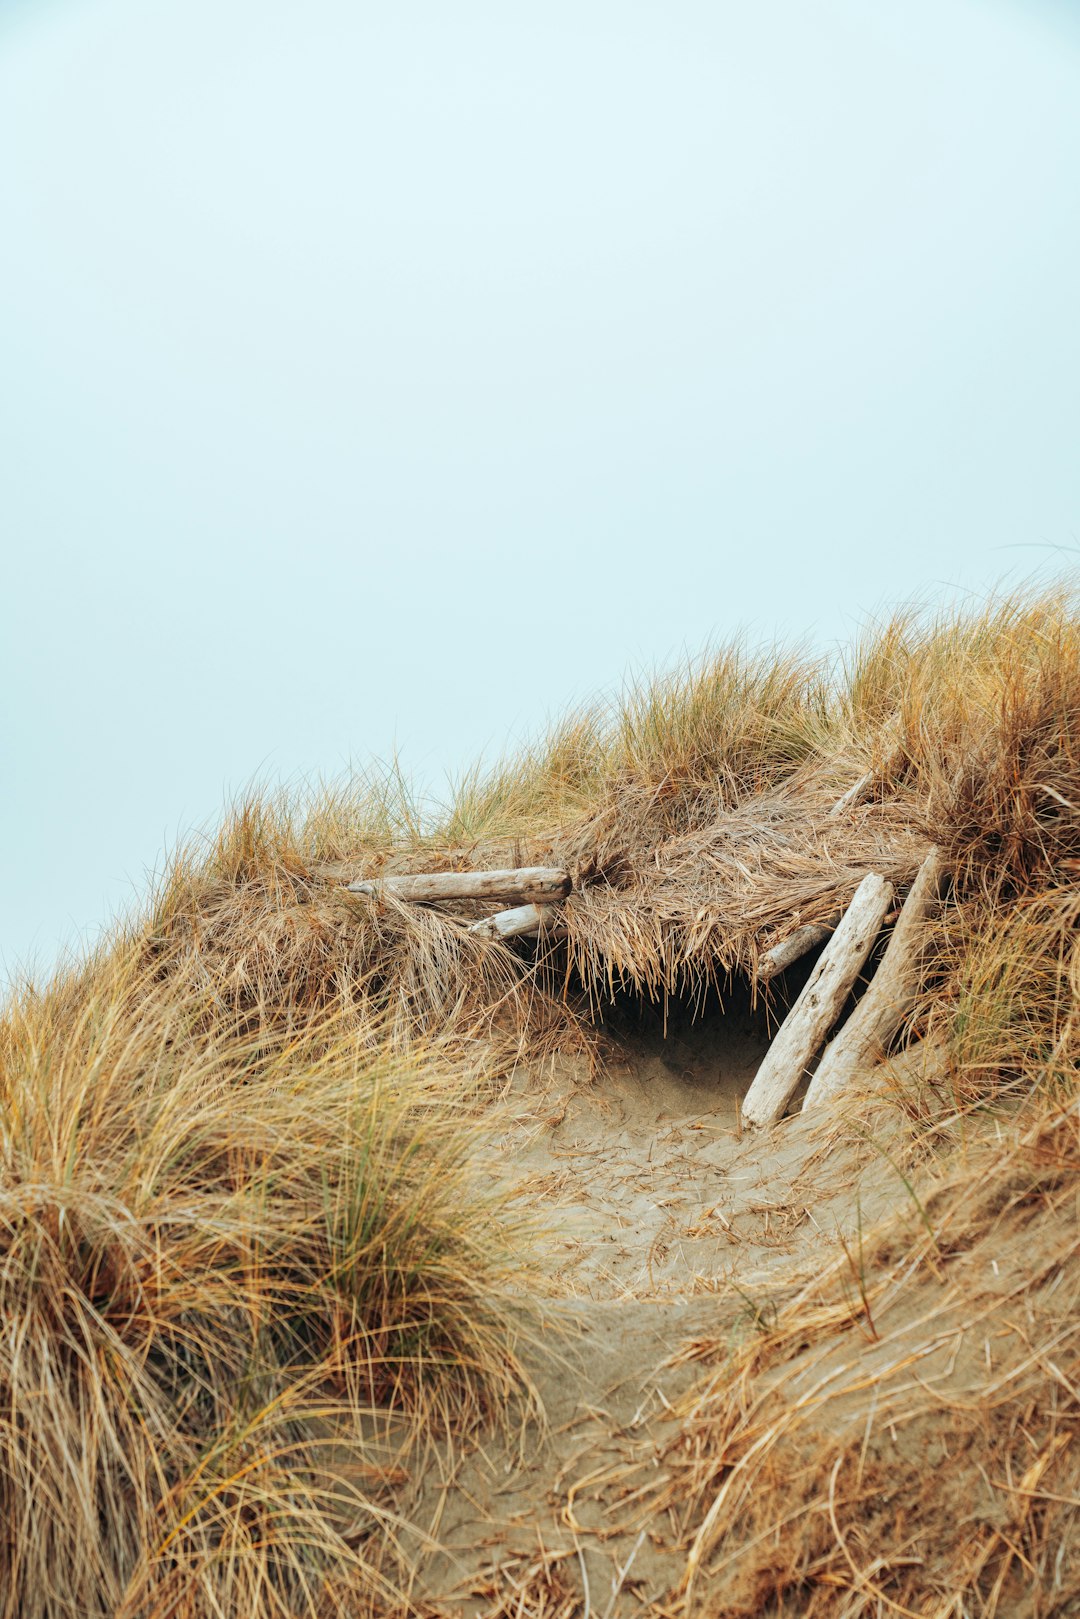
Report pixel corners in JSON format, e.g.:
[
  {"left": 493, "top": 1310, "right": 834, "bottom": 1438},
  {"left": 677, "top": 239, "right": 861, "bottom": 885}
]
[{"left": 399, "top": 991, "right": 922, "bottom": 1613}]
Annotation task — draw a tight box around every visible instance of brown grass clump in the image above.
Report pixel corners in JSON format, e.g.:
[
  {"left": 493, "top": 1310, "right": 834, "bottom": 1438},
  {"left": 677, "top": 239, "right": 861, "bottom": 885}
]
[
  {"left": 138, "top": 787, "right": 593, "bottom": 1070},
  {"left": 0, "top": 947, "right": 537, "bottom": 1618},
  {"left": 931, "top": 885, "right": 1080, "bottom": 1116},
  {"left": 852, "top": 592, "right": 1080, "bottom": 901}
]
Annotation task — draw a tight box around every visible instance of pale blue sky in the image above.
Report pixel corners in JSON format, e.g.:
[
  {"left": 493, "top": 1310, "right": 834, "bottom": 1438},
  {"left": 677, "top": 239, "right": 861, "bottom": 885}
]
[{"left": 2, "top": 0, "right": 1079, "bottom": 977}]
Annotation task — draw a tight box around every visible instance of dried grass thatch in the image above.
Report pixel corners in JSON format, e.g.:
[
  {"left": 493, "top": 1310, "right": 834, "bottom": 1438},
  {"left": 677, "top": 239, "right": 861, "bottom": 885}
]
[{"left": 115, "top": 590, "right": 1080, "bottom": 1071}]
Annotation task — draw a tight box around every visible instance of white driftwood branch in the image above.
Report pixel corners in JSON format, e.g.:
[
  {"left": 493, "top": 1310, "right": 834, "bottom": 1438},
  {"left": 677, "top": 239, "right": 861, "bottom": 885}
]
[
  {"left": 802, "top": 847, "right": 944, "bottom": 1111},
  {"left": 348, "top": 867, "right": 571, "bottom": 905},
  {"left": 468, "top": 903, "right": 565, "bottom": 942},
  {"left": 758, "top": 920, "right": 837, "bottom": 981},
  {"left": 741, "top": 872, "right": 895, "bottom": 1128},
  {"left": 759, "top": 906, "right": 903, "bottom": 981},
  {"left": 829, "top": 724, "right": 905, "bottom": 818},
  {"left": 829, "top": 770, "right": 876, "bottom": 818}
]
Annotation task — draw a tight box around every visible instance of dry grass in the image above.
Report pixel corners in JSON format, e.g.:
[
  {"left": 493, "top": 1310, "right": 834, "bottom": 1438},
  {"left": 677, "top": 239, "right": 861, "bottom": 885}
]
[
  {"left": 120, "top": 587, "right": 1080, "bottom": 1058},
  {"left": 605, "top": 586, "right": 1080, "bottom": 1614},
  {"left": 0, "top": 948, "right": 539, "bottom": 1618},
  {"left": 4, "top": 583, "right": 1079, "bottom": 1614},
  {"left": 639, "top": 1097, "right": 1080, "bottom": 1617}
]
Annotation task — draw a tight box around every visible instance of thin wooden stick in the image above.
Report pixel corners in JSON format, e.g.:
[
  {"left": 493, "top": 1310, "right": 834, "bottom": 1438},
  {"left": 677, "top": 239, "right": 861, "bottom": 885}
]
[
  {"left": 758, "top": 920, "right": 838, "bottom": 981},
  {"left": 829, "top": 722, "right": 905, "bottom": 818},
  {"left": 829, "top": 769, "right": 877, "bottom": 818}
]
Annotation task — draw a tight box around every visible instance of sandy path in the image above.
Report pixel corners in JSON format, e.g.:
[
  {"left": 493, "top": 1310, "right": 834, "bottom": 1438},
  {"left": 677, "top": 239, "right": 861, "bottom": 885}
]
[
  {"left": 484, "top": 994, "right": 901, "bottom": 1302},
  {"left": 404, "top": 995, "right": 916, "bottom": 1613}
]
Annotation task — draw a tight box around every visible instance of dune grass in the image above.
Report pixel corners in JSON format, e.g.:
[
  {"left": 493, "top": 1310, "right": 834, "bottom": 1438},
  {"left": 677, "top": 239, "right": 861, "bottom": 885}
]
[
  {"left": 3, "top": 583, "right": 1079, "bottom": 1614},
  {"left": 128, "top": 585, "right": 1080, "bottom": 1052},
  {"left": 606, "top": 592, "right": 1080, "bottom": 1616},
  {"left": 437, "top": 637, "right": 835, "bottom": 851},
  {"left": 0, "top": 946, "right": 538, "bottom": 1618}
]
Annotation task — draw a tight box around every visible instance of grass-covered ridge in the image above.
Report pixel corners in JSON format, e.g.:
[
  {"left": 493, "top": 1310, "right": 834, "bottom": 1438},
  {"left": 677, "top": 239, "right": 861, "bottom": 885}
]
[{"left": 2, "top": 586, "right": 1078, "bottom": 1615}]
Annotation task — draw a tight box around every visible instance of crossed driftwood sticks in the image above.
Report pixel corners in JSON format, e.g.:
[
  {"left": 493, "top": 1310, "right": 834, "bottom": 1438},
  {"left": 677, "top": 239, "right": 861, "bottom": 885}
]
[
  {"left": 348, "top": 867, "right": 570, "bottom": 942},
  {"left": 347, "top": 844, "right": 944, "bottom": 1128}
]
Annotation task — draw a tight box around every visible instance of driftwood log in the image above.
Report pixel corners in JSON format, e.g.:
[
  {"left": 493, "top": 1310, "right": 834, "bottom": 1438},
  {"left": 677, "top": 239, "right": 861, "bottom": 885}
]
[
  {"left": 828, "top": 728, "right": 906, "bottom": 819},
  {"left": 348, "top": 867, "right": 571, "bottom": 906},
  {"left": 741, "top": 872, "right": 895, "bottom": 1128},
  {"left": 802, "top": 847, "right": 944, "bottom": 1111},
  {"left": 758, "top": 906, "right": 903, "bottom": 981},
  {"left": 468, "top": 903, "right": 565, "bottom": 942},
  {"left": 758, "top": 919, "right": 838, "bottom": 981}
]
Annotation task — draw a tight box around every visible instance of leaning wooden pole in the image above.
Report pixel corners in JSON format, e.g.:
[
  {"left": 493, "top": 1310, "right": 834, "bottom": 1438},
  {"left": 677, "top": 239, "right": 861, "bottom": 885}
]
[
  {"left": 348, "top": 867, "right": 571, "bottom": 906},
  {"left": 740, "top": 872, "right": 895, "bottom": 1128},
  {"left": 802, "top": 847, "right": 944, "bottom": 1111}
]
